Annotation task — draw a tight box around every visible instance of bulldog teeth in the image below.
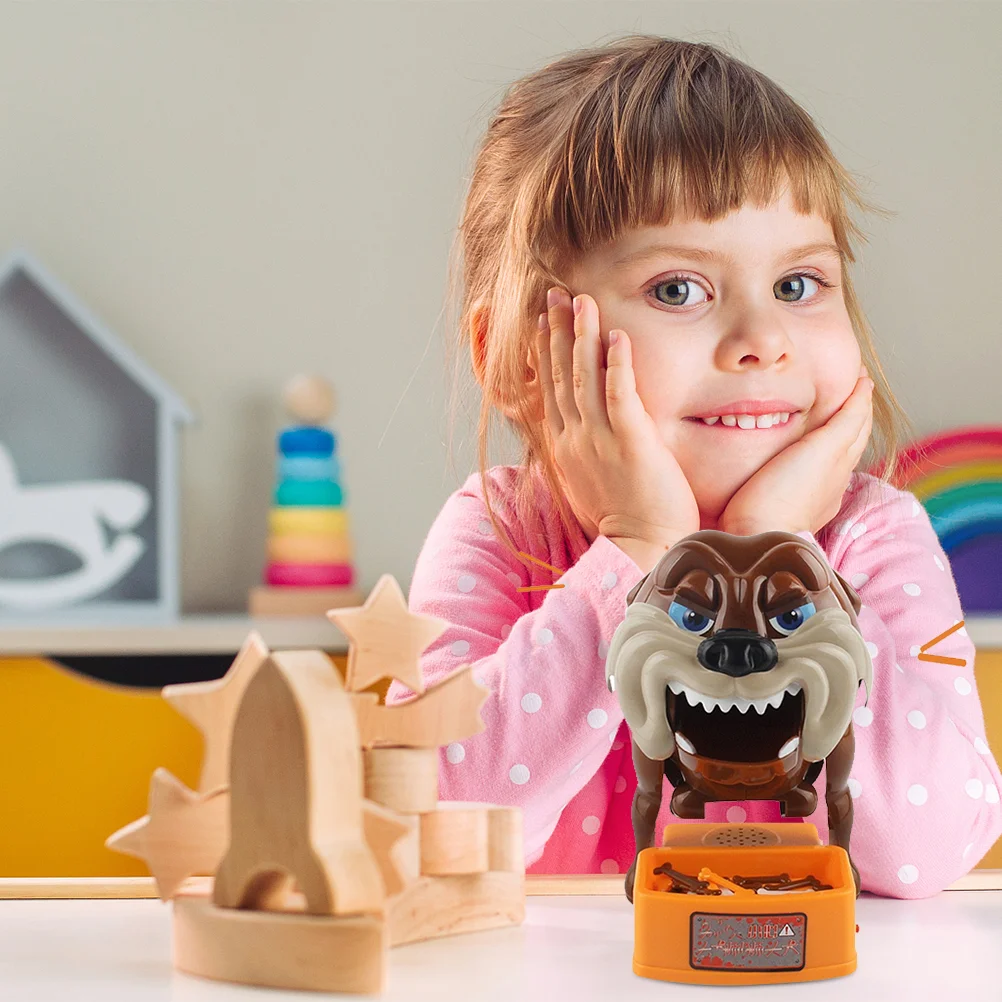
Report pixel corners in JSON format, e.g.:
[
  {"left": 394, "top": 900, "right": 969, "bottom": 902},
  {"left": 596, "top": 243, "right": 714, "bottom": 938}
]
[{"left": 671, "top": 683, "right": 803, "bottom": 715}]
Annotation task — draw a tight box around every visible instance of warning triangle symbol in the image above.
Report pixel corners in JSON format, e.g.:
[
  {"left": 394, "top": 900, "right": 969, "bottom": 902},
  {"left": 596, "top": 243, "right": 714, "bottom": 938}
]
[{"left": 778, "top": 924, "right": 795, "bottom": 937}]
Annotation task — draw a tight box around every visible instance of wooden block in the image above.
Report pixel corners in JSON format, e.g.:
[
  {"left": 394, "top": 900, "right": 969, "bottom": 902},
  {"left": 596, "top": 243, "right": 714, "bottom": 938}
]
[
  {"left": 163, "top": 632, "right": 269, "bottom": 792},
  {"left": 350, "top": 665, "right": 488, "bottom": 748},
  {"left": 362, "top": 801, "right": 418, "bottom": 897},
  {"left": 387, "top": 872, "right": 525, "bottom": 947},
  {"left": 327, "top": 574, "right": 449, "bottom": 694},
  {"left": 173, "top": 894, "right": 386, "bottom": 994},
  {"left": 105, "top": 770, "right": 227, "bottom": 900},
  {"left": 419, "top": 806, "right": 489, "bottom": 876},
  {"left": 213, "top": 650, "right": 385, "bottom": 916},
  {"left": 248, "top": 585, "right": 364, "bottom": 617},
  {"left": 363, "top": 747, "right": 438, "bottom": 814},
  {"left": 486, "top": 806, "right": 524, "bottom": 873}
]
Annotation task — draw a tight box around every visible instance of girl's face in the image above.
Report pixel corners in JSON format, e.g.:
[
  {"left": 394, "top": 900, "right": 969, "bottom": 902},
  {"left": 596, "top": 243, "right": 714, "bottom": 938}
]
[{"left": 565, "top": 188, "right": 862, "bottom": 528}]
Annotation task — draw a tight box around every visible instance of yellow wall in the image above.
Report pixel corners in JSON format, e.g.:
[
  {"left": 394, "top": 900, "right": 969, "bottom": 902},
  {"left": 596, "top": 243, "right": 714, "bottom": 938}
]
[{"left": 0, "top": 652, "right": 998, "bottom": 875}]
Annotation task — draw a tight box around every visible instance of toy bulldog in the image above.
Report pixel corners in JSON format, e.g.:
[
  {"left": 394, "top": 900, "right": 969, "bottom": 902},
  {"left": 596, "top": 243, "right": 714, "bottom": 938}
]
[{"left": 605, "top": 530, "right": 873, "bottom": 900}]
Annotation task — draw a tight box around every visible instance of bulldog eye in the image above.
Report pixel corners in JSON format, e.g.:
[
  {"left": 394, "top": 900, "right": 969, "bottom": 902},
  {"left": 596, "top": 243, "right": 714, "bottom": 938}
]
[
  {"left": 769, "top": 600, "right": 817, "bottom": 636},
  {"left": 667, "top": 600, "right": 715, "bottom": 635}
]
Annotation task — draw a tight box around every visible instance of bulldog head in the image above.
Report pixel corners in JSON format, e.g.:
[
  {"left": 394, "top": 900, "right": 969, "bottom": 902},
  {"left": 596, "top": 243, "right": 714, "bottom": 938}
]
[{"left": 605, "top": 530, "right": 872, "bottom": 769}]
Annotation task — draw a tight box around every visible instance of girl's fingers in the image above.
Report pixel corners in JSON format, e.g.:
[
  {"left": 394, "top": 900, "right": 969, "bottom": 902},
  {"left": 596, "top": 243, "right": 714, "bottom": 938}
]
[
  {"left": 571, "top": 295, "right": 611, "bottom": 430},
  {"left": 547, "top": 288, "right": 581, "bottom": 426},
  {"left": 604, "top": 329, "right": 647, "bottom": 438},
  {"left": 536, "top": 313, "right": 564, "bottom": 437}
]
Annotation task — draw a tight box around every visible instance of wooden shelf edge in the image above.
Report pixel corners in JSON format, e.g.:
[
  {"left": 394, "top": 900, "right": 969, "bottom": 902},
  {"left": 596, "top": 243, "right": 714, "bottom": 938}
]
[{"left": 2, "top": 870, "right": 1000, "bottom": 900}]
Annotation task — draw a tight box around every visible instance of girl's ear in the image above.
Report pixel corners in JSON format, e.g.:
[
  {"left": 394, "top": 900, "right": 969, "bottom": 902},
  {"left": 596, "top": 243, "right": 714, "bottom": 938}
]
[{"left": 469, "top": 303, "right": 543, "bottom": 422}]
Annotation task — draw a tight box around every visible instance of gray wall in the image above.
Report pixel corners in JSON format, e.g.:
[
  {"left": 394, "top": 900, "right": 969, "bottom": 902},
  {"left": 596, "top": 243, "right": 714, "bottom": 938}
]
[{"left": 0, "top": 1, "right": 998, "bottom": 612}]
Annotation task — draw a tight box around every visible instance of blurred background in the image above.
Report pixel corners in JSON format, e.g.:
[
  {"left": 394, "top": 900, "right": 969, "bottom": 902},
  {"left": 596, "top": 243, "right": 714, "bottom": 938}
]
[{"left": 0, "top": 0, "right": 999, "bottom": 610}]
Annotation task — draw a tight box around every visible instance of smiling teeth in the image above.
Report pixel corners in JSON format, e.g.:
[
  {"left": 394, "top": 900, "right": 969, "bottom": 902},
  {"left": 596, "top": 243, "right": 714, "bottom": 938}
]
[
  {"left": 669, "top": 680, "right": 802, "bottom": 714},
  {"left": 701, "top": 412, "right": 791, "bottom": 428}
]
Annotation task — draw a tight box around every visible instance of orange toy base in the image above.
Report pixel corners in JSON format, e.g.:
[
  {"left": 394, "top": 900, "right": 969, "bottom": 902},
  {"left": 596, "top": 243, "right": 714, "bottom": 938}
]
[
  {"left": 634, "top": 825, "right": 856, "bottom": 986},
  {"left": 248, "top": 585, "right": 364, "bottom": 617}
]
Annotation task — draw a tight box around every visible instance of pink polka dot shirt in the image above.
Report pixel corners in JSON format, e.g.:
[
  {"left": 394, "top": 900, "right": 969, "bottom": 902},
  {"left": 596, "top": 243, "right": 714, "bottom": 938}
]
[{"left": 387, "top": 465, "right": 1002, "bottom": 898}]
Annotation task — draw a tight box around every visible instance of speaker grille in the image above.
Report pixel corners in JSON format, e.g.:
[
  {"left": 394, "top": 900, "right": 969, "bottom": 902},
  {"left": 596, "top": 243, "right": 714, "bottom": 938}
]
[{"left": 701, "top": 825, "right": 780, "bottom": 847}]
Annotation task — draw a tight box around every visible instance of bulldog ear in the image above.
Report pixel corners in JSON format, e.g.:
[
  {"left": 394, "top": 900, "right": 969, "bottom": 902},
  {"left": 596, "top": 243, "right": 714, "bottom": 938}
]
[
  {"left": 832, "top": 567, "right": 862, "bottom": 616},
  {"left": 626, "top": 571, "right": 651, "bottom": 605}
]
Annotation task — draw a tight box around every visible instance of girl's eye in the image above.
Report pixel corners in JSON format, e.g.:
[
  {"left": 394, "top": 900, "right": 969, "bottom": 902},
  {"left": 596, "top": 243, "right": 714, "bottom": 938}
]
[
  {"left": 650, "top": 276, "right": 709, "bottom": 308},
  {"left": 768, "top": 601, "right": 817, "bottom": 636},
  {"left": 774, "top": 274, "right": 825, "bottom": 303},
  {"left": 668, "top": 600, "right": 715, "bottom": 635}
]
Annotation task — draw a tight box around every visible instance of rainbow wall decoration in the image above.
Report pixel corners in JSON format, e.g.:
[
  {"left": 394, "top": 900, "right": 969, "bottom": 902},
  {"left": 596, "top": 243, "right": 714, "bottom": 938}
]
[{"left": 880, "top": 425, "right": 1002, "bottom": 612}]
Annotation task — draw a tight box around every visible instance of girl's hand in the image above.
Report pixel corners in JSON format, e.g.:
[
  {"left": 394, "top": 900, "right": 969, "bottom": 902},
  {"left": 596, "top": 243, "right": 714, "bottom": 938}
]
[
  {"left": 718, "top": 368, "right": 874, "bottom": 537},
  {"left": 538, "top": 287, "right": 700, "bottom": 572}
]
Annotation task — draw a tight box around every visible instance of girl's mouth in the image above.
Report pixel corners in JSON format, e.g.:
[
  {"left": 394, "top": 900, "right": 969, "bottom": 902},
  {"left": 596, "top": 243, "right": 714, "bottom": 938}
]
[{"left": 684, "top": 410, "right": 801, "bottom": 430}]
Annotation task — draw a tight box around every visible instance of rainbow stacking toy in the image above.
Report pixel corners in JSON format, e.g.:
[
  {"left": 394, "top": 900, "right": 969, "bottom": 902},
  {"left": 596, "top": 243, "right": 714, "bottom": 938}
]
[
  {"left": 248, "top": 376, "right": 363, "bottom": 616},
  {"left": 869, "top": 424, "right": 1002, "bottom": 612}
]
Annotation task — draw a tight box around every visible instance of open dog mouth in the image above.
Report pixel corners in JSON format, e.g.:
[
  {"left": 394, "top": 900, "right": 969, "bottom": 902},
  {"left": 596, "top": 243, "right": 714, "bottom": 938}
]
[{"left": 666, "top": 681, "right": 805, "bottom": 762}]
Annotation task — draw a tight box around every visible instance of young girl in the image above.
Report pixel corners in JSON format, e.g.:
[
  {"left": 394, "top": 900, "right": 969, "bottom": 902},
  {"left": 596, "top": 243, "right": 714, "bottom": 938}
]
[{"left": 388, "top": 35, "right": 1002, "bottom": 898}]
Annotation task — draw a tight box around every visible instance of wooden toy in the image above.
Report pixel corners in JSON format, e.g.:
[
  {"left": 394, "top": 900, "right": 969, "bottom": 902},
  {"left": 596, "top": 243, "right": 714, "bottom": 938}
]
[
  {"left": 107, "top": 572, "right": 525, "bottom": 994},
  {"left": 868, "top": 424, "right": 1002, "bottom": 612},
  {"left": 605, "top": 530, "right": 872, "bottom": 985},
  {"left": 0, "top": 249, "right": 192, "bottom": 624},
  {"left": 249, "top": 375, "right": 362, "bottom": 616}
]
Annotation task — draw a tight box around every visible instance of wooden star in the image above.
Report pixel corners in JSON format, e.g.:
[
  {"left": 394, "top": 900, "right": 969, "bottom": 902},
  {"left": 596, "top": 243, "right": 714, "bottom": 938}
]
[
  {"left": 327, "top": 574, "right": 448, "bottom": 695},
  {"left": 162, "top": 631, "right": 268, "bottom": 791},
  {"left": 105, "top": 768, "right": 227, "bottom": 900}
]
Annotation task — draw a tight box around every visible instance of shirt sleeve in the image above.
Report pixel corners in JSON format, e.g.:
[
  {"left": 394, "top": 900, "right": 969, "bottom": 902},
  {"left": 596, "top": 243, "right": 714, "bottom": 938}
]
[
  {"left": 797, "top": 482, "right": 1002, "bottom": 898},
  {"left": 386, "top": 482, "right": 647, "bottom": 862}
]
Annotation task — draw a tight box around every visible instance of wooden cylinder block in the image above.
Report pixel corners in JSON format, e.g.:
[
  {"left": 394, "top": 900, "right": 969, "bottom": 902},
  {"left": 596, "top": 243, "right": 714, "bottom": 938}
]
[
  {"left": 487, "top": 806, "right": 524, "bottom": 873},
  {"left": 362, "top": 747, "right": 438, "bottom": 814},
  {"left": 419, "top": 806, "right": 489, "bottom": 876}
]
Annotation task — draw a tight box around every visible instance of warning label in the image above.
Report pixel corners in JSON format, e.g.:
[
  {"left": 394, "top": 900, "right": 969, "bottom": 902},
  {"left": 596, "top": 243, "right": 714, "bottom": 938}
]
[{"left": 690, "top": 912, "right": 806, "bottom": 971}]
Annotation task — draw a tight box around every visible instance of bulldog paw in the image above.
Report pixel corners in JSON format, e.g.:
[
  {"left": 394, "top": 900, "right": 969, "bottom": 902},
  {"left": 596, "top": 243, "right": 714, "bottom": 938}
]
[{"left": 669, "top": 785, "right": 707, "bottom": 819}]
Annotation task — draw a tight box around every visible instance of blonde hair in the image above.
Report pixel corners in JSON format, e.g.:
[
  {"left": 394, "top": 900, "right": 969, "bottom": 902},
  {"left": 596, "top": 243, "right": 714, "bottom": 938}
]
[{"left": 442, "top": 34, "right": 916, "bottom": 552}]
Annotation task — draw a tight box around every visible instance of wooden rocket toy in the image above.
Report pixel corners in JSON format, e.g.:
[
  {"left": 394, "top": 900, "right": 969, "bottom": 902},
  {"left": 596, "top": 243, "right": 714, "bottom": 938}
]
[
  {"left": 249, "top": 374, "right": 363, "bottom": 616},
  {"left": 108, "top": 574, "right": 525, "bottom": 994}
]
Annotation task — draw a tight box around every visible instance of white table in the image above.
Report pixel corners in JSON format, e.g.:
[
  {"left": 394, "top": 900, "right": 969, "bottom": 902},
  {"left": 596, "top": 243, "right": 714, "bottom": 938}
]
[{"left": 1, "top": 892, "right": 1000, "bottom": 1000}]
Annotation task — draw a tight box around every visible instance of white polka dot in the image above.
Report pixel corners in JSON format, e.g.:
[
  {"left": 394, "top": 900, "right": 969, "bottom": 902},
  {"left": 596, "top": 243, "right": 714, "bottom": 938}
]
[
  {"left": 506, "top": 573, "right": 521, "bottom": 589},
  {"left": 886, "top": 533, "right": 896, "bottom": 540},
  {"left": 835, "top": 520, "right": 852, "bottom": 535},
  {"left": 895, "top": 662, "right": 904, "bottom": 673},
  {"left": 612, "top": 740, "right": 624, "bottom": 751},
  {"left": 957, "top": 622, "right": 968, "bottom": 636},
  {"left": 934, "top": 555, "right": 945, "bottom": 571},
  {"left": 614, "top": 776, "right": 627, "bottom": 794},
  {"left": 848, "top": 777, "right": 862, "bottom": 798},
  {"left": 955, "top": 677, "right": 972, "bottom": 695},
  {"left": 446, "top": 743, "right": 465, "bottom": 764},
  {"left": 509, "top": 764, "right": 530, "bottom": 785},
  {"left": 608, "top": 730, "right": 617, "bottom": 743},
  {"left": 865, "top": 641, "right": 878, "bottom": 658},
  {"left": 850, "top": 522, "right": 867, "bottom": 539},
  {"left": 477, "top": 519, "right": 492, "bottom": 535},
  {"left": 726, "top": 806, "right": 747, "bottom": 823},
  {"left": 600, "top": 859, "right": 619, "bottom": 874},
  {"left": 909, "top": 645, "right": 921, "bottom": 657},
  {"left": 587, "top": 708, "right": 608, "bottom": 729},
  {"left": 501, "top": 624, "right": 512, "bottom": 639},
  {"left": 521, "top": 692, "right": 542, "bottom": 713},
  {"left": 597, "top": 638, "right": 610, "bottom": 659},
  {"left": 903, "top": 583, "right": 921, "bottom": 596},
  {"left": 912, "top": 499, "right": 922, "bottom": 517},
  {"left": 907, "top": 710, "right": 927, "bottom": 729},
  {"left": 451, "top": 640, "right": 470, "bottom": 656},
  {"left": 898, "top": 864, "right": 919, "bottom": 885},
  {"left": 601, "top": 571, "right": 618, "bottom": 589},
  {"left": 853, "top": 706, "right": 873, "bottom": 727},
  {"left": 963, "top": 843, "right": 973, "bottom": 859},
  {"left": 535, "top": 627, "right": 553, "bottom": 646},
  {"left": 987, "top": 785, "right": 1000, "bottom": 805},
  {"left": 965, "top": 779, "right": 984, "bottom": 799},
  {"left": 570, "top": 760, "right": 583, "bottom": 775},
  {"left": 457, "top": 574, "right": 477, "bottom": 593},
  {"left": 906, "top": 784, "right": 928, "bottom": 805},
  {"left": 975, "top": 737, "right": 990, "bottom": 755},
  {"left": 851, "top": 572, "right": 869, "bottom": 588},
  {"left": 582, "top": 816, "right": 601, "bottom": 835}
]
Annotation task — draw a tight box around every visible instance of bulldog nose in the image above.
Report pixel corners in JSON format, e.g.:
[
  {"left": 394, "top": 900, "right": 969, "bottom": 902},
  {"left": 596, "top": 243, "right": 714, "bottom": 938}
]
[{"left": 697, "top": 628, "right": 778, "bottom": 677}]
